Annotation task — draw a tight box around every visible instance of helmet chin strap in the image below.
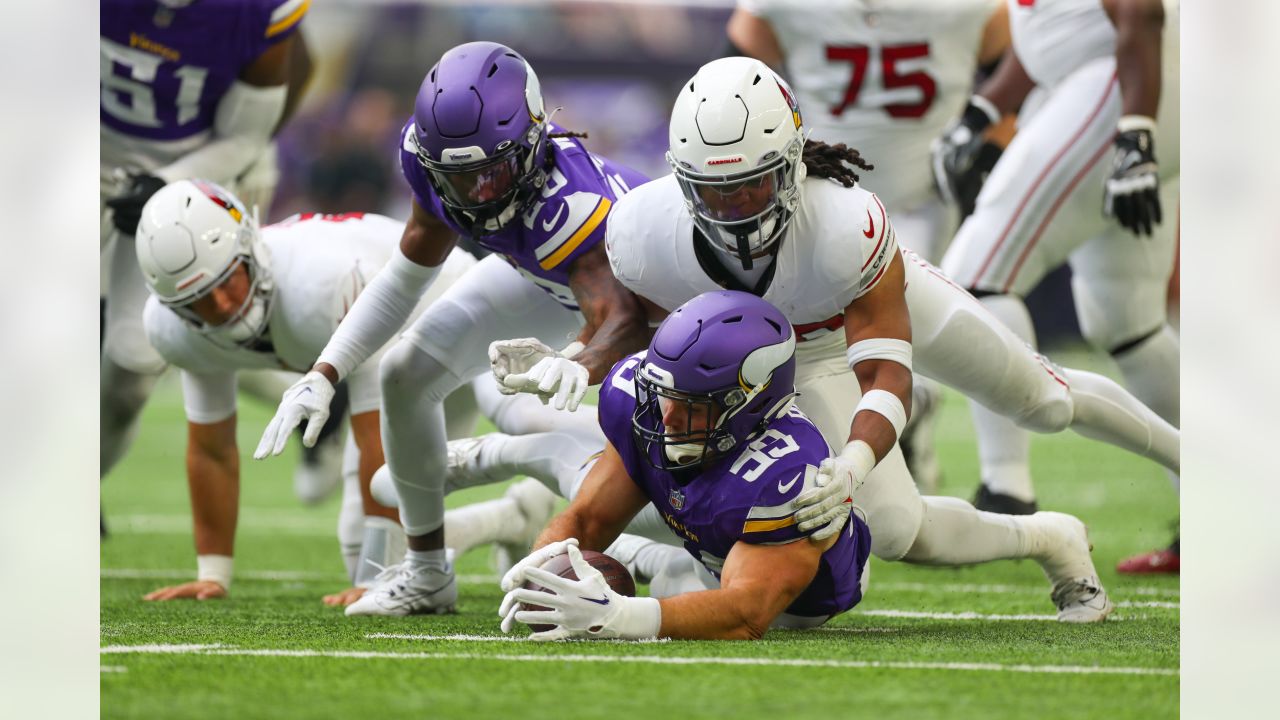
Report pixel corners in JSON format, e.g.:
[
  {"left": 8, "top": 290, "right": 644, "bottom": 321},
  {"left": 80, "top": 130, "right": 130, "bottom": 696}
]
[{"left": 734, "top": 234, "right": 754, "bottom": 271}]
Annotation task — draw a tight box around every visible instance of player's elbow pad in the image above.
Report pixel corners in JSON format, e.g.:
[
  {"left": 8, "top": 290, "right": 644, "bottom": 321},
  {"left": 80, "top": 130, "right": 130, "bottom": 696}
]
[
  {"left": 156, "top": 81, "right": 287, "bottom": 184},
  {"left": 317, "top": 248, "right": 439, "bottom": 379}
]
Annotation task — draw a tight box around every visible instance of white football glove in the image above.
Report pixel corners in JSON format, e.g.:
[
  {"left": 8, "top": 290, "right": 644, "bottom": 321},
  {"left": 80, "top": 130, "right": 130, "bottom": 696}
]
[
  {"left": 489, "top": 338, "right": 558, "bottom": 396},
  {"left": 498, "top": 545, "right": 661, "bottom": 641},
  {"left": 793, "top": 441, "right": 875, "bottom": 540},
  {"left": 499, "top": 537, "right": 580, "bottom": 593},
  {"left": 491, "top": 339, "right": 590, "bottom": 411},
  {"left": 253, "top": 371, "right": 336, "bottom": 459}
]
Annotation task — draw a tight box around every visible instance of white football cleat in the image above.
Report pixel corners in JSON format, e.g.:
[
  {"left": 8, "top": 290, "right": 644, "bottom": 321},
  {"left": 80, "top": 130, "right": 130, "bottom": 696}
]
[
  {"left": 344, "top": 561, "right": 457, "bottom": 617},
  {"left": 1052, "top": 577, "right": 1115, "bottom": 623},
  {"left": 492, "top": 478, "right": 558, "bottom": 576}
]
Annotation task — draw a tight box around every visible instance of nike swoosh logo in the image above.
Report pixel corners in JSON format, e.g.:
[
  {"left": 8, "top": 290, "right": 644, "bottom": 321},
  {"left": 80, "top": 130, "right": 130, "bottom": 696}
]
[
  {"left": 863, "top": 209, "right": 875, "bottom": 238},
  {"left": 579, "top": 596, "right": 610, "bottom": 606},
  {"left": 542, "top": 203, "right": 567, "bottom": 231},
  {"left": 778, "top": 471, "right": 802, "bottom": 494}
]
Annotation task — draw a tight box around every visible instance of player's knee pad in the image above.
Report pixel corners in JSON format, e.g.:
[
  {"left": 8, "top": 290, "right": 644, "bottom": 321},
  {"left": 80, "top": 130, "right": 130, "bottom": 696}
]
[
  {"left": 379, "top": 338, "right": 457, "bottom": 405},
  {"left": 1073, "top": 275, "right": 1168, "bottom": 353},
  {"left": 1013, "top": 387, "right": 1074, "bottom": 434},
  {"left": 852, "top": 448, "right": 923, "bottom": 561}
]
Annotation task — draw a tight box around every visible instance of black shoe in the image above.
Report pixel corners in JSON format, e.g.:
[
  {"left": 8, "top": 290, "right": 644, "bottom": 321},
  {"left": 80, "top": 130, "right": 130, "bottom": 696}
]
[{"left": 973, "top": 484, "right": 1038, "bottom": 515}]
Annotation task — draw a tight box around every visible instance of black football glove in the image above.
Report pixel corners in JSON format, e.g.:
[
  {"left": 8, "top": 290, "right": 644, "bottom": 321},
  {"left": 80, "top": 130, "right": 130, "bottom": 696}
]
[
  {"left": 105, "top": 172, "right": 166, "bottom": 236},
  {"left": 931, "top": 96, "right": 1001, "bottom": 210},
  {"left": 1103, "top": 118, "right": 1162, "bottom": 237}
]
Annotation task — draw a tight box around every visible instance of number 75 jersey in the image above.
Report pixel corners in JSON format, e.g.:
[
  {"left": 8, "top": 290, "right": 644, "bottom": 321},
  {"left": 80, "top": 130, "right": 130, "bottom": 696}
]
[
  {"left": 598, "top": 353, "right": 872, "bottom": 619},
  {"left": 101, "top": 0, "right": 307, "bottom": 143},
  {"left": 739, "top": 0, "right": 998, "bottom": 210}
]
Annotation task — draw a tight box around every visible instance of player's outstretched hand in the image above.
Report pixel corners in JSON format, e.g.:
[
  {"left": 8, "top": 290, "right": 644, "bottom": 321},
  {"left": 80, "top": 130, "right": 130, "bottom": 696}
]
[
  {"left": 143, "top": 580, "right": 227, "bottom": 602},
  {"left": 795, "top": 444, "right": 870, "bottom": 540},
  {"left": 322, "top": 587, "right": 366, "bottom": 607},
  {"left": 499, "top": 537, "right": 579, "bottom": 593},
  {"left": 503, "top": 355, "right": 590, "bottom": 411},
  {"left": 490, "top": 338, "right": 558, "bottom": 396},
  {"left": 1103, "top": 118, "right": 1162, "bottom": 237},
  {"left": 254, "top": 371, "right": 335, "bottom": 459}
]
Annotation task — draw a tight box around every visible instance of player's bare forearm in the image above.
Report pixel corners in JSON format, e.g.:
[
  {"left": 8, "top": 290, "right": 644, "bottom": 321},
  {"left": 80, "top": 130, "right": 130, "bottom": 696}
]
[
  {"left": 659, "top": 540, "right": 821, "bottom": 640},
  {"left": 977, "top": 47, "right": 1036, "bottom": 116},
  {"left": 1104, "top": 0, "right": 1164, "bottom": 118},
  {"left": 567, "top": 245, "right": 650, "bottom": 384},
  {"left": 186, "top": 418, "right": 240, "bottom": 557},
  {"left": 401, "top": 199, "right": 458, "bottom": 266},
  {"left": 844, "top": 254, "right": 913, "bottom": 460},
  {"left": 276, "top": 33, "right": 313, "bottom": 133}
]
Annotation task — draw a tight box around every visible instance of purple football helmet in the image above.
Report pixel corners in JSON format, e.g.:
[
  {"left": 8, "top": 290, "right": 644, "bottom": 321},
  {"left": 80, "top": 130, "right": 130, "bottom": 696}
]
[
  {"left": 633, "top": 290, "right": 797, "bottom": 472},
  {"left": 412, "top": 41, "right": 548, "bottom": 236}
]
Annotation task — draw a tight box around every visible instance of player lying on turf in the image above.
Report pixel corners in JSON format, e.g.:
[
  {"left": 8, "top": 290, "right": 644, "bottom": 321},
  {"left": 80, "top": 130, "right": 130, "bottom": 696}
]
[
  {"left": 132, "top": 180, "right": 553, "bottom": 604},
  {"left": 498, "top": 291, "right": 873, "bottom": 640}
]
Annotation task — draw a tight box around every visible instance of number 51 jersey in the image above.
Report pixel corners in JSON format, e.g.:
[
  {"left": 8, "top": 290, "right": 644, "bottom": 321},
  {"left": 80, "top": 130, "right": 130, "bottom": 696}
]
[{"left": 598, "top": 353, "right": 872, "bottom": 619}]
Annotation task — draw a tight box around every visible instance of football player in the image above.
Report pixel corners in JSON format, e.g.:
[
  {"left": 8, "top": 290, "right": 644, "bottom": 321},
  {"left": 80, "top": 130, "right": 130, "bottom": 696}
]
[
  {"left": 132, "top": 180, "right": 554, "bottom": 604},
  {"left": 518, "top": 57, "right": 1187, "bottom": 621},
  {"left": 498, "top": 292, "right": 1107, "bottom": 640},
  {"left": 101, "top": 0, "right": 316, "bottom": 501},
  {"left": 933, "top": 0, "right": 1180, "bottom": 567},
  {"left": 255, "top": 42, "right": 652, "bottom": 616},
  {"left": 724, "top": 0, "right": 1016, "bottom": 495}
]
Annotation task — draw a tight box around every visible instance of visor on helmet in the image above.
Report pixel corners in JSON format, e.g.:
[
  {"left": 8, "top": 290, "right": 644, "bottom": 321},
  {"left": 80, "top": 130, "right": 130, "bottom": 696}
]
[{"left": 425, "top": 151, "right": 522, "bottom": 211}]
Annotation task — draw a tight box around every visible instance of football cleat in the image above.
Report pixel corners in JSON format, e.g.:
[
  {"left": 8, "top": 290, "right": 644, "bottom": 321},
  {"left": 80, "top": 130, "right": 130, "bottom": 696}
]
[
  {"left": 344, "top": 561, "right": 457, "bottom": 617},
  {"left": 1051, "top": 576, "right": 1115, "bottom": 623},
  {"left": 1116, "top": 536, "right": 1179, "bottom": 575},
  {"left": 973, "top": 484, "right": 1038, "bottom": 515}
]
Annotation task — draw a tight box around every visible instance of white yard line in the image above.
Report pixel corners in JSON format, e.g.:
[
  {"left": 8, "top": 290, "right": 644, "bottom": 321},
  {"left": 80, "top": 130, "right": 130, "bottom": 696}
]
[
  {"left": 100, "top": 666, "right": 128, "bottom": 673},
  {"left": 874, "top": 581, "right": 1178, "bottom": 598},
  {"left": 1117, "top": 601, "right": 1179, "bottom": 609},
  {"left": 365, "top": 633, "right": 671, "bottom": 645},
  {"left": 100, "top": 568, "right": 497, "bottom": 584},
  {"left": 854, "top": 609, "right": 1161, "bottom": 622},
  {"left": 97, "top": 643, "right": 1176, "bottom": 677}
]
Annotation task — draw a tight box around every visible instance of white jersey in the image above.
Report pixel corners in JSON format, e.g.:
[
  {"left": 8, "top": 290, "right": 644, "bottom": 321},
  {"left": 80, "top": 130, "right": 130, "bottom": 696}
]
[
  {"left": 1008, "top": 0, "right": 1116, "bottom": 89},
  {"left": 740, "top": 0, "right": 999, "bottom": 212},
  {"left": 144, "top": 212, "right": 476, "bottom": 421},
  {"left": 606, "top": 175, "right": 896, "bottom": 343}
]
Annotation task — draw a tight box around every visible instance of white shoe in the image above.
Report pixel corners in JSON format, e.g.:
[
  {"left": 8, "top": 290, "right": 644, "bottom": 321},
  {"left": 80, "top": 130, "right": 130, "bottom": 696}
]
[
  {"left": 492, "top": 478, "right": 558, "bottom": 576},
  {"left": 1052, "top": 577, "right": 1115, "bottom": 623},
  {"left": 344, "top": 561, "right": 457, "bottom": 617},
  {"left": 444, "top": 434, "right": 503, "bottom": 493},
  {"left": 901, "top": 377, "right": 942, "bottom": 495},
  {"left": 294, "top": 430, "right": 344, "bottom": 505}
]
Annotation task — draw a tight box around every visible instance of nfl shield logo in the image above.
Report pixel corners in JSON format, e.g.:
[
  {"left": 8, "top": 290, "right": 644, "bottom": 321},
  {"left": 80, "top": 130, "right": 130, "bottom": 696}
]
[{"left": 668, "top": 488, "right": 685, "bottom": 510}]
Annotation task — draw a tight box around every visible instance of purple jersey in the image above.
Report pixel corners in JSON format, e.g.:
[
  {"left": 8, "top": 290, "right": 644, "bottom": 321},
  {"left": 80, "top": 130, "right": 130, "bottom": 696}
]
[
  {"left": 599, "top": 353, "right": 872, "bottom": 619},
  {"left": 100, "top": 0, "right": 307, "bottom": 142},
  {"left": 399, "top": 121, "right": 649, "bottom": 311}
]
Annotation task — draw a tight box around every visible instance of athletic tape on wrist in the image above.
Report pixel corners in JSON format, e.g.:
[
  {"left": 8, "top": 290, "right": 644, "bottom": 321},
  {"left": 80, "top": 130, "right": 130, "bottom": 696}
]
[
  {"left": 839, "top": 440, "right": 878, "bottom": 484},
  {"left": 846, "top": 338, "right": 913, "bottom": 373},
  {"left": 855, "top": 389, "right": 908, "bottom": 440},
  {"left": 560, "top": 341, "right": 586, "bottom": 359},
  {"left": 617, "top": 595, "right": 663, "bottom": 640},
  {"left": 197, "top": 554, "right": 233, "bottom": 590}
]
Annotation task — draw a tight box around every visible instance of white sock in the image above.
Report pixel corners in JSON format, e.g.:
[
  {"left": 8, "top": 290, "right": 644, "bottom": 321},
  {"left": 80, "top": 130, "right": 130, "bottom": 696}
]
[
  {"left": 405, "top": 548, "right": 450, "bottom": 574},
  {"left": 443, "top": 497, "right": 523, "bottom": 557},
  {"left": 1062, "top": 367, "right": 1180, "bottom": 475},
  {"left": 971, "top": 294, "right": 1037, "bottom": 502}
]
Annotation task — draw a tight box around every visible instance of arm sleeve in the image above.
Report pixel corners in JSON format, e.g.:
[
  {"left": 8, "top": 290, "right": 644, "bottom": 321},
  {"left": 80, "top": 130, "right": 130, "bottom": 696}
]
[
  {"left": 181, "top": 370, "right": 238, "bottom": 425},
  {"left": 154, "top": 80, "right": 286, "bottom": 185},
  {"left": 315, "top": 246, "right": 440, "bottom": 380}
]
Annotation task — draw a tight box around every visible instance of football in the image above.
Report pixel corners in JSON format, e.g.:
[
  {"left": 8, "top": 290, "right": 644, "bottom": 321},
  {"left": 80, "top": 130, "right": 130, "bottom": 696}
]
[{"left": 521, "top": 550, "right": 637, "bottom": 632}]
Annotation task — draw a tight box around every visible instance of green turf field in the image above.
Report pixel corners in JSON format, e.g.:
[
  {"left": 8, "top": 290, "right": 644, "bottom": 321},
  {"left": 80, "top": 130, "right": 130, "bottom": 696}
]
[{"left": 101, "top": 349, "right": 1179, "bottom": 719}]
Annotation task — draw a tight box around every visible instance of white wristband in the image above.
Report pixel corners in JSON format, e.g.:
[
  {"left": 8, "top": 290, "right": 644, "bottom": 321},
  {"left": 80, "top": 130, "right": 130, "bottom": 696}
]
[
  {"left": 855, "top": 389, "right": 908, "bottom": 440},
  {"left": 1117, "top": 115, "right": 1157, "bottom": 133},
  {"left": 560, "top": 341, "right": 586, "bottom": 359},
  {"left": 846, "top": 338, "right": 912, "bottom": 373},
  {"left": 839, "top": 440, "right": 878, "bottom": 482},
  {"left": 197, "top": 554, "right": 233, "bottom": 590},
  {"left": 617, "top": 595, "right": 663, "bottom": 640}
]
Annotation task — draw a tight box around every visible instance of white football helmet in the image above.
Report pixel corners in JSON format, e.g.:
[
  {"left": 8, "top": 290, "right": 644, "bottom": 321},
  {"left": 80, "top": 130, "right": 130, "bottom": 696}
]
[
  {"left": 667, "top": 57, "right": 807, "bottom": 270},
  {"left": 135, "top": 179, "right": 274, "bottom": 347}
]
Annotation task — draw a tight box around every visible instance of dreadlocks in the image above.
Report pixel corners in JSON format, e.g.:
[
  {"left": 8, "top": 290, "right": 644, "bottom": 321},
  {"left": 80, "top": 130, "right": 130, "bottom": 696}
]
[
  {"left": 800, "top": 140, "right": 874, "bottom": 188},
  {"left": 542, "top": 130, "right": 590, "bottom": 170}
]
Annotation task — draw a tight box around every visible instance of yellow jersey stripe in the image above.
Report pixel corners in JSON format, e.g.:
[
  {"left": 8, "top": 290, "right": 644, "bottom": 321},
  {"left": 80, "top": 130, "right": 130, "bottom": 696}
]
[
  {"left": 265, "top": 0, "right": 310, "bottom": 38},
  {"left": 539, "top": 197, "right": 611, "bottom": 270},
  {"left": 742, "top": 515, "right": 796, "bottom": 534}
]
